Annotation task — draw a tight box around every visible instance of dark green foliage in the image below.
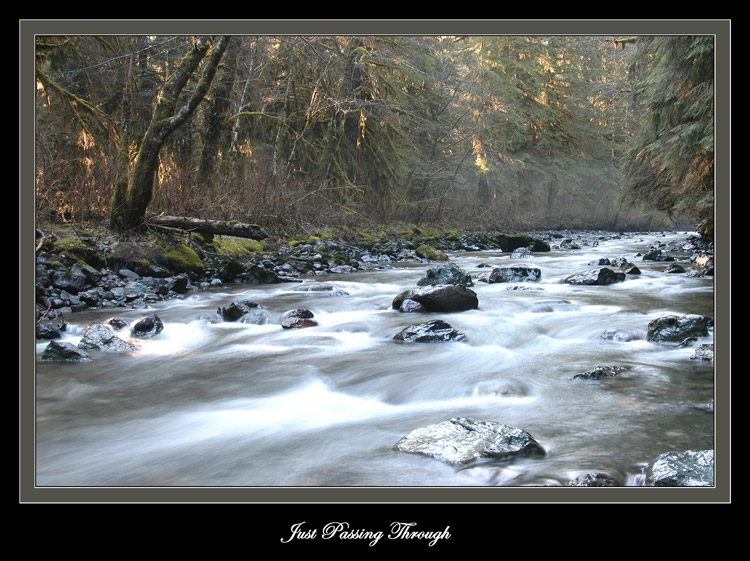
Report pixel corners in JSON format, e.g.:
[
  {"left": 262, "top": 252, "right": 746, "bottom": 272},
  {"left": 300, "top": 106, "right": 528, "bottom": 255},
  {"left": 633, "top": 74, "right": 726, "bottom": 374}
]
[{"left": 622, "top": 36, "right": 714, "bottom": 234}]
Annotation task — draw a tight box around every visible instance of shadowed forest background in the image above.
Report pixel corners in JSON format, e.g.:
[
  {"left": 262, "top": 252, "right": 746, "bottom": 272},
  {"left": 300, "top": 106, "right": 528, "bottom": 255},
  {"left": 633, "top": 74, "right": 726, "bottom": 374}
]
[{"left": 34, "top": 34, "right": 715, "bottom": 237}]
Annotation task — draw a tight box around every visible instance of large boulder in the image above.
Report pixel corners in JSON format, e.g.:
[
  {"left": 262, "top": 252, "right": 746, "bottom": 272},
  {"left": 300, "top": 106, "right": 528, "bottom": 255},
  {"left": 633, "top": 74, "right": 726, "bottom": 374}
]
[
  {"left": 393, "top": 417, "right": 546, "bottom": 465},
  {"left": 645, "top": 449, "right": 714, "bottom": 486},
  {"left": 565, "top": 267, "right": 625, "bottom": 286},
  {"left": 646, "top": 314, "right": 712, "bottom": 343},
  {"left": 416, "top": 263, "right": 473, "bottom": 287},
  {"left": 393, "top": 319, "right": 466, "bottom": 343},
  {"left": 78, "top": 324, "right": 138, "bottom": 352},
  {"left": 392, "top": 285, "right": 479, "bottom": 313}
]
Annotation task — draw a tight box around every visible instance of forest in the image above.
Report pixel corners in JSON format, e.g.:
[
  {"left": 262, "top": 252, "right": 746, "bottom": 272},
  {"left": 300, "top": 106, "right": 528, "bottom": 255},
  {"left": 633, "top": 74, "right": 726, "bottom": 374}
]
[{"left": 33, "top": 33, "right": 715, "bottom": 237}]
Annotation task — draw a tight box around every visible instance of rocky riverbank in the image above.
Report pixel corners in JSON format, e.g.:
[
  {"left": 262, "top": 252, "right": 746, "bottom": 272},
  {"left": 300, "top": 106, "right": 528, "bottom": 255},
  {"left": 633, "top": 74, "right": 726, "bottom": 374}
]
[{"left": 34, "top": 223, "right": 714, "bottom": 330}]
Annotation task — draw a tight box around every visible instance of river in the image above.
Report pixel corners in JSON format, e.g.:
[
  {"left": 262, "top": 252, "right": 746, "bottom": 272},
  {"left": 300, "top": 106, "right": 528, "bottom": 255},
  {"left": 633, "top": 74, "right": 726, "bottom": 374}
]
[{"left": 34, "top": 231, "right": 715, "bottom": 488}]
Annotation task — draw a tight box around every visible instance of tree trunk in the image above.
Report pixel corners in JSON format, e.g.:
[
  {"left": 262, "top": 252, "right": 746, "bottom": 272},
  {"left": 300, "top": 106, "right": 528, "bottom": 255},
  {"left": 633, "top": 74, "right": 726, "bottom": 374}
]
[
  {"left": 110, "top": 36, "right": 231, "bottom": 231},
  {"left": 197, "top": 38, "right": 240, "bottom": 187}
]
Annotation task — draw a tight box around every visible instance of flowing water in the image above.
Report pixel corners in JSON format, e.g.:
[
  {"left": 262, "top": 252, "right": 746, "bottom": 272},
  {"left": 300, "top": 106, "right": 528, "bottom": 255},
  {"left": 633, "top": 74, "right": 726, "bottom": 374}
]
[{"left": 34, "top": 231, "right": 715, "bottom": 488}]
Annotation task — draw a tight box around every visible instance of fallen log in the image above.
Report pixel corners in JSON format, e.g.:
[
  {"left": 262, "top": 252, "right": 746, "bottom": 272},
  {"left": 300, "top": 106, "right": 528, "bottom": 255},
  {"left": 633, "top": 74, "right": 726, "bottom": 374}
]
[{"left": 147, "top": 215, "right": 268, "bottom": 240}]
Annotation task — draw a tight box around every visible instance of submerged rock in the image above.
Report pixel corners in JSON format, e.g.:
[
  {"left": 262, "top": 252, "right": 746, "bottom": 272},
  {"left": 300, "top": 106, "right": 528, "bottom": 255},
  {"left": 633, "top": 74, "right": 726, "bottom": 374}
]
[
  {"left": 41, "top": 340, "right": 90, "bottom": 362},
  {"left": 572, "top": 365, "right": 628, "bottom": 380},
  {"left": 392, "top": 285, "right": 479, "bottom": 313},
  {"left": 294, "top": 283, "right": 349, "bottom": 296},
  {"left": 646, "top": 314, "right": 712, "bottom": 343},
  {"left": 393, "top": 417, "right": 546, "bottom": 465},
  {"left": 600, "top": 328, "right": 646, "bottom": 342},
  {"left": 281, "top": 317, "right": 318, "bottom": 329},
  {"left": 645, "top": 449, "right": 714, "bottom": 487},
  {"left": 393, "top": 319, "right": 466, "bottom": 343},
  {"left": 565, "top": 267, "right": 625, "bottom": 286}
]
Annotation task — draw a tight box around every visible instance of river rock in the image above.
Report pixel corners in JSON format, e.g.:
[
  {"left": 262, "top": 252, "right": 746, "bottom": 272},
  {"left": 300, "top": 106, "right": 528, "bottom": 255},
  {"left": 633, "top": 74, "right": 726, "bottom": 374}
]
[
  {"left": 281, "top": 308, "right": 318, "bottom": 329},
  {"left": 36, "top": 322, "right": 64, "bottom": 340},
  {"left": 620, "top": 263, "right": 641, "bottom": 275},
  {"left": 511, "top": 247, "right": 533, "bottom": 258},
  {"left": 217, "top": 299, "right": 264, "bottom": 322},
  {"left": 399, "top": 299, "right": 427, "bottom": 313},
  {"left": 565, "top": 267, "right": 625, "bottom": 286},
  {"left": 294, "top": 283, "right": 349, "bottom": 296},
  {"left": 393, "top": 319, "right": 466, "bottom": 343},
  {"left": 480, "top": 264, "right": 541, "bottom": 284},
  {"left": 78, "top": 324, "right": 138, "bottom": 352},
  {"left": 41, "top": 340, "right": 91, "bottom": 362},
  {"left": 51, "top": 269, "right": 87, "bottom": 294},
  {"left": 107, "top": 317, "right": 129, "bottom": 330},
  {"left": 572, "top": 365, "right": 628, "bottom": 380},
  {"left": 566, "top": 472, "right": 623, "bottom": 487},
  {"left": 644, "top": 449, "right": 714, "bottom": 486},
  {"left": 646, "top": 314, "right": 711, "bottom": 343},
  {"left": 130, "top": 314, "right": 164, "bottom": 338},
  {"left": 690, "top": 343, "right": 714, "bottom": 361},
  {"left": 600, "top": 328, "right": 646, "bottom": 342},
  {"left": 283, "top": 308, "right": 315, "bottom": 319},
  {"left": 416, "top": 262, "right": 473, "bottom": 287},
  {"left": 281, "top": 317, "right": 318, "bottom": 329},
  {"left": 392, "top": 285, "right": 479, "bottom": 313},
  {"left": 393, "top": 417, "right": 546, "bottom": 464},
  {"left": 329, "top": 264, "right": 354, "bottom": 274},
  {"left": 666, "top": 263, "right": 687, "bottom": 273},
  {"left": 642, "top": 248, "right": 675, "bottom": 262}
]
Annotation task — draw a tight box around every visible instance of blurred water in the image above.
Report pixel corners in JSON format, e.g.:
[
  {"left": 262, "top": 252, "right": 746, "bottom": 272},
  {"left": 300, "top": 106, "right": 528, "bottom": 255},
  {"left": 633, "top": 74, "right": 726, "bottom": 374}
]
[{"left": 34, "top": 232, "right": 715, "bottom": 487}]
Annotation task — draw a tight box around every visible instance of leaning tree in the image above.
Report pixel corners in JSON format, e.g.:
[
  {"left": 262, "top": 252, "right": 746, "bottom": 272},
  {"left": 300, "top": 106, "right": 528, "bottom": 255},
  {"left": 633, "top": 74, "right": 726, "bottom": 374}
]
[{"left": 109, "top": 36, "right": 231, "bottom": 231}]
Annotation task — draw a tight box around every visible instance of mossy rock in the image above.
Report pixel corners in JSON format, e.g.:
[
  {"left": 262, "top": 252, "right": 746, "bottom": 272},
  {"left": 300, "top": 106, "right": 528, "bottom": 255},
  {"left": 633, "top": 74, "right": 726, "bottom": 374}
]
[
  {"left": 416, "top": 245, "right": 448, "bottom": 261},
  {"left": 212, "top": 236, "right": 264, "bottom": 258},
  {"left": 492, "top": 233, "right": 551, "bottom": 253},
  {"left": 50, "top": 237, "right": 106, "bottom": 268},
  {"left": 165, "top": 243, "right": 204, "bottom": 274}
]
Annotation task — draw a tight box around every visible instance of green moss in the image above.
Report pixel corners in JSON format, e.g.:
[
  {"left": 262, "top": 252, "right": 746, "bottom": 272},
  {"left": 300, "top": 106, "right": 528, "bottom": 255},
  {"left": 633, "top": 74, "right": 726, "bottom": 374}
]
[
  {"left": 49, "top": 236, "right": 106, "bottom": 268},
  {"left": 415, "top": 245, "right": 448, "bottom": 261},
  {"left": 212, "top": 236, "right": 265, "bottom": 258},
  {"left": 165, "top": 243, "right": 204, "bottom": 273}
]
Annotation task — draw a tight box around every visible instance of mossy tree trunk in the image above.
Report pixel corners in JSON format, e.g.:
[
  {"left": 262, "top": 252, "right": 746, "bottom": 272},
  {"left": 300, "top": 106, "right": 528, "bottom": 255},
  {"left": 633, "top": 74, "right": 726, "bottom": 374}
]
[{"left": 109, "top": 36, "right": 231, "bottom": 231}]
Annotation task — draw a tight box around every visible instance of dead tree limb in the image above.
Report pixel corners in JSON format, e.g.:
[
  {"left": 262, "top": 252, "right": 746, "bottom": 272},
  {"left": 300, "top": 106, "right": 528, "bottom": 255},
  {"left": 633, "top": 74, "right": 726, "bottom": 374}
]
[{"left": 147, "top": 215, "right": 268, "bottom": 240}]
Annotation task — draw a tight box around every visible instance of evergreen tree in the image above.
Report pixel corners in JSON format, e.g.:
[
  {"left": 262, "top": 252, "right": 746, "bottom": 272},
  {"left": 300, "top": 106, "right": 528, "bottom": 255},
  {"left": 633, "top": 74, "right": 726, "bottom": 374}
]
[{"left": 623, "top": 35, "right": 714, "bottom": 234}]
